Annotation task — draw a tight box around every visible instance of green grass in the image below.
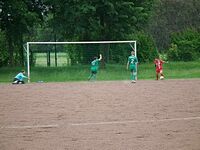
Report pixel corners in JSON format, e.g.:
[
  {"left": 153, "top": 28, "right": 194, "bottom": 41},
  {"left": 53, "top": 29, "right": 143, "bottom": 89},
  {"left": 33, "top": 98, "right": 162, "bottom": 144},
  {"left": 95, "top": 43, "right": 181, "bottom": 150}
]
[
  {"left": 35, "top": 53, "right": 69, "bottom": 67},
  {"left": 0, "top": 61, "right": 200, "bottom": 83}
]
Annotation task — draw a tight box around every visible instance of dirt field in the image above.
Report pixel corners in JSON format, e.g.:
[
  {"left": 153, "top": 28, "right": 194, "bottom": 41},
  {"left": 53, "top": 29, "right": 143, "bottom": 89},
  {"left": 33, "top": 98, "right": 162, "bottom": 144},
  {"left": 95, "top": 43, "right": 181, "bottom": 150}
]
[{"left": 0, "top": 79, "right": 200, "bottom": 150}]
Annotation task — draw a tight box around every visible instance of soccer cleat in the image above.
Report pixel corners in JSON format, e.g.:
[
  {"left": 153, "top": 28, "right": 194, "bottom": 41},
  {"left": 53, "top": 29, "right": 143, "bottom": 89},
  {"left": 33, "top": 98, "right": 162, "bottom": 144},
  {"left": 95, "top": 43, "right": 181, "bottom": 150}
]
[
  {"left": 12, "top": 80, "right": 18, "bottom": 84},
  {"left": 131, "top": 80, "right": 136, "bottom": 83}
]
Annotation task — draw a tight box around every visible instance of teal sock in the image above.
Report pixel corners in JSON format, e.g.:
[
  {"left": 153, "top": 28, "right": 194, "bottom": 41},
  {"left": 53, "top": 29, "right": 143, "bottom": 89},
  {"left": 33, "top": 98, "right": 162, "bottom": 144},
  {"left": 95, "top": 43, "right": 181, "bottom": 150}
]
[
  {"left": 133, "top": 72, "right": 137, "bottom": 80},
  {"left": 93, "top": 74, "right": 96, "bottom": 80},
  {"left": 131, "top": 73, "right": 134, "bottom": 80},
  {"left": 131, "top": 72, "right": 136, "bottom": 80},
  {"left": 133, "top": 74, "right": 135, "bottom": 80},
  {"left": 88, "top": 74, "right": 93, "bottom": 80}
]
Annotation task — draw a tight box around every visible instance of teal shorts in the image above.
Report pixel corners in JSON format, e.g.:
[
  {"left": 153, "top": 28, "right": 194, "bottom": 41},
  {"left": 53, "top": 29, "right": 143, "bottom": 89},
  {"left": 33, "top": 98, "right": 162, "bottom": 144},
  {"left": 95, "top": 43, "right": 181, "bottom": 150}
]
[{"left": 130, "top": 65, "right": 136, "bottom": 72}]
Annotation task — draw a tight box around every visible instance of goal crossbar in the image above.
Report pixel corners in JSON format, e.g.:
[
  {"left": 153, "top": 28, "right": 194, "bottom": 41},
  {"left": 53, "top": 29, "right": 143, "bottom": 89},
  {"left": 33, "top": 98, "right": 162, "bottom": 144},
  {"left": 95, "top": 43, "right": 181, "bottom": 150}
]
[
  {"left": 26, "top": 40, "right": 137, "bottom": 83},
  {"left": 27, "top": 40, "right": 136, "bottom": 45}
]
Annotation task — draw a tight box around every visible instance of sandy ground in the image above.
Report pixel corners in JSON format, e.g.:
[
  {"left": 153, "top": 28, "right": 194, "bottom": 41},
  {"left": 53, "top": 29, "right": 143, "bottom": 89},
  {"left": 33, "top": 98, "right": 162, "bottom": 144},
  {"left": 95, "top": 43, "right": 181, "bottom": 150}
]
[{"left": 0, "top": 79, "right": 200, "bottom": 150}]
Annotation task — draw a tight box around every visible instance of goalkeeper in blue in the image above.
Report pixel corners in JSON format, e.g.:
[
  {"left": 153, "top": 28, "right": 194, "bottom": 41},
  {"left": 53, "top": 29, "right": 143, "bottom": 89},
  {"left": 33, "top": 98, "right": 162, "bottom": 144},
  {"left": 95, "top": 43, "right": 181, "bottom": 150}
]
[
  {"left": 88, "top": 54, "right": 102, "bottom": 81},
  {"left": 127, "top": 50, "right": 138, "bottom": 83},
  {"left": 12, "top": 70, "right": 29, "bottom": 84}
]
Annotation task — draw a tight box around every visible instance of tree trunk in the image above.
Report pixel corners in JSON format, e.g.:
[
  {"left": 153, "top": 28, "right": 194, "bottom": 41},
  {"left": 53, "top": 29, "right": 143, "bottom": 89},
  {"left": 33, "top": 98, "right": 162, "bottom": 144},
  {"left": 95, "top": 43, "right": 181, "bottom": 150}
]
[
  {"left": 7, "top": 32, "right": 14, "bottom": 66},
  {"left": 19, "top": 33, "right": 24, "bottom": 66},
  {"left": 100, "top": 44, "right": 110, "bottom": 69}
]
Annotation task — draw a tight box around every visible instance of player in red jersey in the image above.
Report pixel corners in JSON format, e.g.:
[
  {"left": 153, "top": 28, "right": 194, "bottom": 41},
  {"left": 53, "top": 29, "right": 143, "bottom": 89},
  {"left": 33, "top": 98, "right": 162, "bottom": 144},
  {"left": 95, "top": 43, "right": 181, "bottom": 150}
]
[{"left": 154, "top": 58, "right": 166, "bottom": 80}]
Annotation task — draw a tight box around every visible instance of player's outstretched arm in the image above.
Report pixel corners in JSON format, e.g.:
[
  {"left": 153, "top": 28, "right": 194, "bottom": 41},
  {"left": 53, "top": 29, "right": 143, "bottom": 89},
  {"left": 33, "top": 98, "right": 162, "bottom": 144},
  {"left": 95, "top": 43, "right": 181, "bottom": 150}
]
[
  {"left": 99, "top": 54, "right": 102, "bottom": 61},
  {"left": 161, "top": 60, "right": 168, "bottom": 64}
]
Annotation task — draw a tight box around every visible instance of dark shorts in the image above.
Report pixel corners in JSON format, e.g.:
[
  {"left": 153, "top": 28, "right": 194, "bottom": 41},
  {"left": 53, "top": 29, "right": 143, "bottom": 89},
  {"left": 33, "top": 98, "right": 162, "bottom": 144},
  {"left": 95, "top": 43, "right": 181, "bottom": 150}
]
[
  {"left": 12, "top": 78, "right": 25, "bottom": 84},
  {"left": 91, "top": 71, "right": 97, "bottom": 74}
]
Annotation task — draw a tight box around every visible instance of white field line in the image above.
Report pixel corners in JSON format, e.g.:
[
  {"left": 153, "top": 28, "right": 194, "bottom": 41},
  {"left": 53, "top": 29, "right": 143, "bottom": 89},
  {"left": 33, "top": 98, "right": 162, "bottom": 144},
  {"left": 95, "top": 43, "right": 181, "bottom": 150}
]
[
  {"left": 1, "top": 116, "right": 200, "bottom": 129},
  {"left": 0, "top": 124, "right": 59, "bottom": 129},
  {"left": 70, "top": 116, "right": 200, "bottom": 126}
]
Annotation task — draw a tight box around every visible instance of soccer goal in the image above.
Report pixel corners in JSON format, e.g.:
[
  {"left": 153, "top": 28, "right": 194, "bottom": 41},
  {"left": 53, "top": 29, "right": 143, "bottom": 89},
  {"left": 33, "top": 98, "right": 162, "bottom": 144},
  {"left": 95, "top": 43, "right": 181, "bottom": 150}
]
[{"left": 25, "top": 40, "right": 137, "bottom": 82}]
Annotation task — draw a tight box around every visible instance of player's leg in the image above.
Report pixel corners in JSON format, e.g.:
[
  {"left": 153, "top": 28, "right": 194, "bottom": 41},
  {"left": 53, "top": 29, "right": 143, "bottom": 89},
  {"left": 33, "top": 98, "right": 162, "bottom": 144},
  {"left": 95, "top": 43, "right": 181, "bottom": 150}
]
[
  {"left": 88, "top": 72, "right": 93, "bottom": 80},
  {"left": 130, "top": 69, "right": 133, "bottom": 80},
  {"left": 12, "top": 78, "right": 19, "bottom": 84},
  {"left": 133, "top": 65, "right": 137, "bottom": 81},
  {"left": 20, "top": 81, "right": 25, "bottom": 84},
  {"left": 130, "top": 68, "right": 136, "bottom": 83},
  {"left": 132, "top": 72, "right": 136, "bottom": 83},
  {"left": 92, "top": 71, "right": 97, "bottom": 80},
  {"left": 156, "top": 69, "right": 159, "bottom": 80},
  {"left": 159, "top": 70, "right": 165, "bottom": 80},
  {"left": 156, "top": 72, "right": 159, "bottom": 80},
  {"left": 160, "top": 70, "right": 164, "bottom": 77},
  {"left": 88, "top": 69, "right": 94, "bottom": 80},
  {"left": 133, "top": 66, "right": 137, "bottom": 81},
  {"left": 88, "top": 71, "right": 97, "bottom": 81}
]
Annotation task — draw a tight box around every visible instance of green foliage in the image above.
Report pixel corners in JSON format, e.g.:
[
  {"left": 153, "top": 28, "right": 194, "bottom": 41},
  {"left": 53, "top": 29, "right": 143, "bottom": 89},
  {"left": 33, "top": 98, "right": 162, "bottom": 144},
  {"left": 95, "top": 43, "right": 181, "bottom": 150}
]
[
  {"left": 111, "top": 45, "right": 128, "bottom": 64},
  {"left": 168, "top": 28, "right": 200, "bottom": 61},
  {"left": 46, "top": 0, "right": 154, "bottom": 40},
  {"left": 130, "top": 32, "right": 158, "bottom": 62},
  {"left": 148, "top": 0, "right": 200, "bottom": 50},
  {"left": 0, "top": 0, "right": 155, "bottom": 66},
  {"left": 0, "top": 31, "right": 8, "bottom": 67},
  {"left": 0, "top": 0, "right": 46, "bottom": 66},
  {"left": 167, "top": 43, "right": 179, "bottom": 61}
]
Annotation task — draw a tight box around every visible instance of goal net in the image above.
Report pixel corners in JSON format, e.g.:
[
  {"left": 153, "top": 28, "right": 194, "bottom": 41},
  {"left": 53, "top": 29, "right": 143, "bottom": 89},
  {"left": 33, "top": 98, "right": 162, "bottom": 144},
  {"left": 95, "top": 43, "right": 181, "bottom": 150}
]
[{"left": 25, "top": 41, "right": 137, "bottom": 82}]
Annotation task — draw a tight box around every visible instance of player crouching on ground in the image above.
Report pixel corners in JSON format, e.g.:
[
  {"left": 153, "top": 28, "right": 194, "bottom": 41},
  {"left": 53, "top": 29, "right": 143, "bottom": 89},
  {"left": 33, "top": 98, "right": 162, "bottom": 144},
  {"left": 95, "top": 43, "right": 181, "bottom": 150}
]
[
  {"left": 154, "top": 57, "right": 166, "bottom": 80},
  {"left": 12, "top": 70, "right": 29, "bottom": 84},
  {"left": 127, "top": 50, "right": 138, "bottom": 83}
]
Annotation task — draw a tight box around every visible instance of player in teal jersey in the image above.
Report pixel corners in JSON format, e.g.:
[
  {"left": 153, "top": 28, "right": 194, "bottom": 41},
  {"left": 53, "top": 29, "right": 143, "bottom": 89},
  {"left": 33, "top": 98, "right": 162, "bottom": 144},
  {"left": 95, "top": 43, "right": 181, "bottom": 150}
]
[
  {"left": 88, "top": 54, "right": 102, "bottom": 81},
  {"left": 127, "top": 51, "right": 138, "bottom": 83},
  {"left": 12, "top": 70, "right": 29, "bottom": 84}
]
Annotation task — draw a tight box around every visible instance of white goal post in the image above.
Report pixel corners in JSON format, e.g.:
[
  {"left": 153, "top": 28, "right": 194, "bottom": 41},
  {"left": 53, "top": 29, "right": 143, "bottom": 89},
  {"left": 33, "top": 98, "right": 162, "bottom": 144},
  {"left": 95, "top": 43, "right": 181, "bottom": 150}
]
[{"left": 26, "top": 40, "right": 137, "bottom": 83}]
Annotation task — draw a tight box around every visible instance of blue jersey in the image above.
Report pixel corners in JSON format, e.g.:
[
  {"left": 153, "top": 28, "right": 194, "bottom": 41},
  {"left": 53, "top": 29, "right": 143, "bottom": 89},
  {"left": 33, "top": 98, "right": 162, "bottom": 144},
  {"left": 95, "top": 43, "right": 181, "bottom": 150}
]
[{"left": 15, "top": 73, "right": 27, "bottom": 81}]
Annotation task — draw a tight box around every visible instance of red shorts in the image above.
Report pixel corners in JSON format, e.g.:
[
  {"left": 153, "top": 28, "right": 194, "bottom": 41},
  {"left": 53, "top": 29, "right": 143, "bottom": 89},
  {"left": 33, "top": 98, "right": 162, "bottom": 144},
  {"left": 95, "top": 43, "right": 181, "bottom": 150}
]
[{"left": 156, "top": 69, "right": 163, "bottom": 73}]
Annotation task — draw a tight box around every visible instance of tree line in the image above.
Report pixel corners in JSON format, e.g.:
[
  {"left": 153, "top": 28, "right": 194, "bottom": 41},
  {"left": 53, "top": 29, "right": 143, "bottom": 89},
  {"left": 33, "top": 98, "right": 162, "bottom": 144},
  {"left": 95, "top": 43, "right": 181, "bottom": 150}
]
[{"left": 0, "top": 0, "right": 200, "bottom": 67}]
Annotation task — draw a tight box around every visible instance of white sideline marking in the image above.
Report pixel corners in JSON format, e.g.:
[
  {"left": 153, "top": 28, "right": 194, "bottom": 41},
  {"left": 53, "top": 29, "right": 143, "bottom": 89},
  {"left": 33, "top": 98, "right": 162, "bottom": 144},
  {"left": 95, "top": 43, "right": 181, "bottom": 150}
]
[
  {"left": 70, "top": 116, "right": 200, "bottom": 126},
  {"left": 1, "top": 117, "right": 200, "bottom": 129},
  {"left": 0, "top": 124, "right": 59, "bottom": 129}
]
